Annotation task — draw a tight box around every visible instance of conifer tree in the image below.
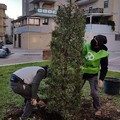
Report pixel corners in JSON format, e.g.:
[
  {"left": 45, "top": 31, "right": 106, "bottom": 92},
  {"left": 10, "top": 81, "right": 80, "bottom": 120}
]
[{"left": 45, "top": 1, "right": 86, "bottom": 119}]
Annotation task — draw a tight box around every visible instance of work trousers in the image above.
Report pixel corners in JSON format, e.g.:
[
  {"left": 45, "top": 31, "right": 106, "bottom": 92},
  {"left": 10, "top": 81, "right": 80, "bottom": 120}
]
[
  {"left": 82, "top": 76, "right": 100, "bottom": 111},
  {"left": 10, "top": 76, "right": 40, "bottom": 120}
]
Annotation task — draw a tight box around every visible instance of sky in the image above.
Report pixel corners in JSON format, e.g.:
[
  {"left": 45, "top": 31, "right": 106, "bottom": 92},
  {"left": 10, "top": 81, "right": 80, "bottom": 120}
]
[{"left": 0, "top": 0, "right": 22, "bottom": 19}]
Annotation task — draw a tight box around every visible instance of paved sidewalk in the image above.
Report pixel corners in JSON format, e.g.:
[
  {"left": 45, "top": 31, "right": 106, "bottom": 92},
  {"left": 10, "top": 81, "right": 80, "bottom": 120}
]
[{"left": 0, "top": 45, "right": 43, "bottom": 66}]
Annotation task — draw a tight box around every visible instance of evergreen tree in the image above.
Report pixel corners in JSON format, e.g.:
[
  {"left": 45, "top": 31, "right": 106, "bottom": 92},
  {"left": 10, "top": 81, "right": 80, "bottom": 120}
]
[{"left": 45, "top": 1, "right": 85, "bottom": 120}]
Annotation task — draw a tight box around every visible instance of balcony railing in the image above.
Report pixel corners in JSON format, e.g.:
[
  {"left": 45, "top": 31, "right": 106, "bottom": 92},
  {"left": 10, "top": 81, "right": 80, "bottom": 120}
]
[
  {"left": 37, "top": 8, "right": 57, "bottom": 14},
  {"left": 30, "top": 0, "right": 56, "bottom": 3},
  {"left": 29, "top": 8, "right": 57, "bottom": 16},
  {"left": 85, "top": 24, "right": 112, "bottom": 33},
  {"left": 77, "top": 0, "right": 98, "bottom": 6},
  {"left": 14, "top": 25, "right": 52, "bottom": 34},
  {"left": 0, "top": 4, "right": 7, "bottom": 10},
  {"left": 30, "top": 0, "right": 40, "bottom": 3},
  {"left": 83, "top": 8, "right": 103, "bottom": 14}
]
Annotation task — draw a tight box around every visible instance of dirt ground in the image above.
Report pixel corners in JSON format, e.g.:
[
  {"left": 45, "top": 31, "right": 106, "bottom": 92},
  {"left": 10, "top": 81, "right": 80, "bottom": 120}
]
[{"left": 4, "top": 96, "right": 120, "bottom": 120}]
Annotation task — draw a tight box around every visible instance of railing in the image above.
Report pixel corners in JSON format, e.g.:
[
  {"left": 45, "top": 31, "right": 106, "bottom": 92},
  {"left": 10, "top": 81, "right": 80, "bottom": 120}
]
[
  {"left": 30, "top": 0, "right": 56, "bottom": 3},
  {"left": 37, "top": 8, "right": 57, "bottom": 14},
  {"left": 85, "top": 24, "right": 112, "bottom": 33},
  {"left": 83, "top": 8, "right": 103, "bottom": 14},
  {"left": 29, "top": 0, "right": 40, "bottom": 3},
  {"left": 14, "top": 25, "right": 52, "bottom": 34},
  {"left": 0, "top": 4, "right": 7, "bottom": 10},
  {"left": 77, "top": 0, "right": 98, "bottom": 6}
]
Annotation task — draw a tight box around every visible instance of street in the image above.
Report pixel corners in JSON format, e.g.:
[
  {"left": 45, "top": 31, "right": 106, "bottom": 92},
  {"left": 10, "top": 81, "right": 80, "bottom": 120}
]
[
  {"left": 108, "top": 51, "right": 120, "bottom": 72},
  {"left": 0, "top": 45, "right": 43, "bottom": 66},
  {"left": 0, "top": 45, "right": 120, "bottom": 72}
]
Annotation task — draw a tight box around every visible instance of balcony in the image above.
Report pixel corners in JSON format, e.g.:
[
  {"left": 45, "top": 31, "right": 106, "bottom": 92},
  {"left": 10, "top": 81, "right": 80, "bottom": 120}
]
[
  {"left": 83, "top": 8, "right": 103, "bottom": 14},
  {"left": 37, "top": 8, "right": 57, "bottom": 14},
  {"left": 30, "top": 0, "right": 56, "bottom": 3},
  {"left": 0, "top": 4, "right": 7, "bottom": 10},
  {"left": 30, "top": 8, "right": 57, "bottom": 17},
  {"left": 85, "top": 24, "right": 112, "bottom": 33},
  {"left": 76, "top": 0, "right": 98, "bottom": 6},
  {"left": 29, "top": 8, "right": 57, "bottom": 14},
  {"left": 14, "top": 25, "right": 52, "bottom": 34}
]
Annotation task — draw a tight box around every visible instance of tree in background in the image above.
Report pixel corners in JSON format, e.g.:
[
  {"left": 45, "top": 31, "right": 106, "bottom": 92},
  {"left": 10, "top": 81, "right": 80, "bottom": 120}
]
[{"left": 45, "top": 1, "right": 86, "bottom": 119}]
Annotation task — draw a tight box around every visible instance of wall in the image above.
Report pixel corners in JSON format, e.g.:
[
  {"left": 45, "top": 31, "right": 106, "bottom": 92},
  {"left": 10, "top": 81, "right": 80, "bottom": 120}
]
[
  {"left": 21, "top": 32, "right": 29, "bottom": 49},
  {"left": 86, "top": 24, "right": 112, "bottom": 33},
  {"left": 21, "top": 32, "right": 51, "bottom": 50},
  {"left": 29, "top": 32, "right": 51, "bottom": 50}
]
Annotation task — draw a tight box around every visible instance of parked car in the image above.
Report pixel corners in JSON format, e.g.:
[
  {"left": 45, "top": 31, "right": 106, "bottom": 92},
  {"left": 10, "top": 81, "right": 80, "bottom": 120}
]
[
  {"left": 2, "top": 46, "right": 11, "bottom": 55},
  {"left": 0, "top": 41, "right": 4, "bottom": 49},
  {"left": 0, "top": 49, "right": 7, "bottom": 58},
  {"left": 0, "top": 41, "right": 11, "bottom": 58}
]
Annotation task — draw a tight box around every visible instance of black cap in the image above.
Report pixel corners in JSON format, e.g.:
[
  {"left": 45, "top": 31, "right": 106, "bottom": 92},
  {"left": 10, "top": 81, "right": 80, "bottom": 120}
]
[
  {"left": 94, "top": 35, "right": 107, "bottom": 46},
  {"left": 91, "top": 35, "right": 108, "bottom": 52}
]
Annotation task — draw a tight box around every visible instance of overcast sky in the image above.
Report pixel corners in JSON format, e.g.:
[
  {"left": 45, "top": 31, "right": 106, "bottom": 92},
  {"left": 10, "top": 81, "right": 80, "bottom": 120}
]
[{"left": 0, "top": 0, "right": 22, "bottom": 19}]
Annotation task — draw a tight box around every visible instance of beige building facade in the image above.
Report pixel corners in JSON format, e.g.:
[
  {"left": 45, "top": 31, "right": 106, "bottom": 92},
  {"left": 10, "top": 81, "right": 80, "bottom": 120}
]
[
  {"left": 76, "top": 0, "right": 120, "bottom": 51},
  {"left": 0, "top": 4, "right": 7, "bottom": 43},
  {"left": 77, "top": 0, "right": 120, "bottom": 33},
  {"left": 12, "top": 0, "right": 120, "bottom": 51},
  {"left": 12, "top": 0, "right": 67, "bottom": 50}
]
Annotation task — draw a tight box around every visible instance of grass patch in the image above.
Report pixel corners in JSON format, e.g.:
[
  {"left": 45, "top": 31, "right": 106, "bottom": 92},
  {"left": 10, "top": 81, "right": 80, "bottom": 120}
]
[
  {"left": 0, "top": 61, "right": 120, "bottom": 119},
  {"left": 107, "top": 71, "right": 120, "bottom": 78},
  {"left": 0, "top": 61, "right": 50, "bottom": 119}
]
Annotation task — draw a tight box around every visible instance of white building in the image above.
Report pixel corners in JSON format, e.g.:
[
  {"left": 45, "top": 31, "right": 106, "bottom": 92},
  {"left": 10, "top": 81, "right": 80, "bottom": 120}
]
[
  {"left": 76, "top": 0, "right": 120, "bottom": 51},
  {"left": 12, "top": 0, "right": 120, "bottom": 51},
  {"left": 12, "top": 0, "right": 67, "bottom": 50}
]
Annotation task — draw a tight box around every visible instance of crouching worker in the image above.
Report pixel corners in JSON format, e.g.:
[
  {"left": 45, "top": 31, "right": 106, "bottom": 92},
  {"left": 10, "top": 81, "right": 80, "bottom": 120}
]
[{"left": 10, "top": 65, "right": 48, "bottom": 120}]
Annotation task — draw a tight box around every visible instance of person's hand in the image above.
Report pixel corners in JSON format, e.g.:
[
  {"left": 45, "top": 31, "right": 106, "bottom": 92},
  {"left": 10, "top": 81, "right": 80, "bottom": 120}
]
[
  {"left": 31, "top": 98, "right": 37, "bottom": 106},
  {"left": 38, "top": 100, "right": 46, "bottom": 108},
  {"left": 98, "top": 80, "right": 103, "bottom": 88}
]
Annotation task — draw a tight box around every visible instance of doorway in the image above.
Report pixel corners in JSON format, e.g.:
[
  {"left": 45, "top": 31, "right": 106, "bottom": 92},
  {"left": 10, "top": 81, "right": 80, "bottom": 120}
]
[{"left": 18, "top": 34, "right": 21, "bottom": 48}]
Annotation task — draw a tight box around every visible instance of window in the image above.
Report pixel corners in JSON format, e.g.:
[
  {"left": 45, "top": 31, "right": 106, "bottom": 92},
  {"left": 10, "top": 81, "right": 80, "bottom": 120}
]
[
  {"left": 43, "top": 18, "right": 49, "bottom": 25},
  {"left": 28, "top": 18, "right": 40, "bottom": 25},
  {"left": 34, "top": 19, "right": 40, "bottom": 25},
  {"left": 115, "top": 34, "right": 120, "bottom": 41},
  {"left": 15, "top": 22, "right": 21, "bottom": 27},
  {"left": 104, "top": 0, "right": 109, "bottom": 8},
  {"left": 29, "top": 19, "right": 34, "bottom": 24}
]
